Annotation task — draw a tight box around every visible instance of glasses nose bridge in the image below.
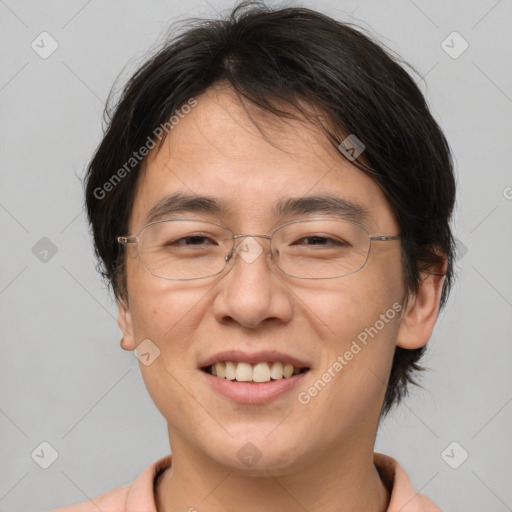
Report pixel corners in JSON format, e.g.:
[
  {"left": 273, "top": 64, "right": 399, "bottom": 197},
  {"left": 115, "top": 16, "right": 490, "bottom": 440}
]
[
  {"left": 232, "top": 233, "right": 272, "bottom": 241},
  {"left": 231, "top": 233, "right": 274, "bottom": 255}
]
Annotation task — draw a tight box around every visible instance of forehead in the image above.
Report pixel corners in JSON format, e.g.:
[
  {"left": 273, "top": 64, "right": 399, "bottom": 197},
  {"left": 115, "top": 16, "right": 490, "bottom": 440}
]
[{"left": 129, "top": 86, "right": 397, "bottom": 233}]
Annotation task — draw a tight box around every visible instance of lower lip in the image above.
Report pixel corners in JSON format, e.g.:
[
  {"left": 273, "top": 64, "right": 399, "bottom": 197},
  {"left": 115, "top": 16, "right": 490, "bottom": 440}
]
[{"left": 201, "top": 370, "right": 309, "bottom": 404}]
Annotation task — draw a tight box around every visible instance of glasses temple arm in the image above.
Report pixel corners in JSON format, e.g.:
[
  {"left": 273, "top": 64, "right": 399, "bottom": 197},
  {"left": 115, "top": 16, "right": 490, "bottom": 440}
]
[
  {"left": 117, "top": 236, "right": 138, "bottom": 244},
  {"left": 369, "top": 235, "right": 402, "bottom": 241}
]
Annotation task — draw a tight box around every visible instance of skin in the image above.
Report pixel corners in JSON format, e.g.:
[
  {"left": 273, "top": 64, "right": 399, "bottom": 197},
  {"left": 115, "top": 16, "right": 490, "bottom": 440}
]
[{"left": 117, "top": 84, "right": 446, "bottom": 512}]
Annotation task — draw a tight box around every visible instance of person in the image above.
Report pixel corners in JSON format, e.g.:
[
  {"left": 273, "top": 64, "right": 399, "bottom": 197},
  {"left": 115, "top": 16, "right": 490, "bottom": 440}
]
[{"left": 50, "top": 1, "right": 456, "bottom": 510}]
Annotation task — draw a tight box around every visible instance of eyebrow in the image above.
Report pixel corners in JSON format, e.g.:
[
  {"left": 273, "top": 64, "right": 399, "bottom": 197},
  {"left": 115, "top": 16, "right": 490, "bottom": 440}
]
[{"left": 143, "top": 192, "right": 370, "bottom": 225}]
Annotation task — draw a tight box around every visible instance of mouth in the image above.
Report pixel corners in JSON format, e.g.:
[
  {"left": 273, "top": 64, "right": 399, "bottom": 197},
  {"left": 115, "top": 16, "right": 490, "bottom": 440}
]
[
  {"left": 198, "top": 351, "right": 311, "bottom": 403},
  {"left": 202, "top": 361, "right": 310, "bottom": 383}
]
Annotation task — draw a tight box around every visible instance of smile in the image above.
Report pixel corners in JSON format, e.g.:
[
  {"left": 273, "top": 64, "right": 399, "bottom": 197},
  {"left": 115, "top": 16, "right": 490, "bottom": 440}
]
[{"left": 203, "top": 361, "right": 309, "bottom": 382}]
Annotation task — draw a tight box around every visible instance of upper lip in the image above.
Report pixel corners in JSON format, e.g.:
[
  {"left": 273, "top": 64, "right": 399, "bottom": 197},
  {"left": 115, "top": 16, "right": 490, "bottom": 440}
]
[{"left": 199, "top": 350, "right": 311, "bottom": 369}]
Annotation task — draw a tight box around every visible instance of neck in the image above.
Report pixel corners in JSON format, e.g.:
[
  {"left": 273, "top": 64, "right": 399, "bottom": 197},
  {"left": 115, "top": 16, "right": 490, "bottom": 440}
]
[{"left": 155, "top": 437, "right": 390, "bottom": 512}]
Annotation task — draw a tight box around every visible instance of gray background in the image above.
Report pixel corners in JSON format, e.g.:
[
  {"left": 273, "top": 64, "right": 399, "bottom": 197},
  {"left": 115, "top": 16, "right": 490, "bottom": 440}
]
[{"left": 1, "top": 0, "right": 511, "bottom": 510}]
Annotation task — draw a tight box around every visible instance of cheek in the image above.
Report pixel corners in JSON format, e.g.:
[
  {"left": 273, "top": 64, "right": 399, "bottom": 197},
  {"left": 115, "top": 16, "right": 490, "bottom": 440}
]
[
  {"left": 292, "top": 253, "right": 403, "bottom": 417},
  {"left": 126, "top": 275, "right": 214, "bottom": 428},
  {"left": 292, "top": 251, "right": 404, "bottom": 348},
  {"left": 126, "top": 257, "right": 212, "bottom": 343},
  {"left": 337, "top": 253, "right": 404, "bottom": 369}
]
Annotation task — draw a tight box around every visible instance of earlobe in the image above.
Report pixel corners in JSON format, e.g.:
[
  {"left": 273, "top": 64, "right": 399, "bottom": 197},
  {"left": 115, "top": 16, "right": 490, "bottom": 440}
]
[
  {"left": 396, "top": 262, "right": 447, "bottom": 350},
  {"left": 117, "top": 298, "right": 136, "bottom": 351}
]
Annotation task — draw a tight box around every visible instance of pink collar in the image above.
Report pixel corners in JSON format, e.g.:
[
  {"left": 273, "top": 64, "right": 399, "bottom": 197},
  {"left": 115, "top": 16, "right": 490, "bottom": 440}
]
[{"left": 122, "top": 452, "right": 441, "bottom": 511}]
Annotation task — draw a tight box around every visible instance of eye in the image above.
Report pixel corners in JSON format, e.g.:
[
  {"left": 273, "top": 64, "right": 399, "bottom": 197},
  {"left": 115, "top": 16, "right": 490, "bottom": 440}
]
[
  {"left": 170, "top": 235, "right": 217, "bottom": 246},
  {"left": 294, "top": 235, "right": 350, "bottom": 247}
]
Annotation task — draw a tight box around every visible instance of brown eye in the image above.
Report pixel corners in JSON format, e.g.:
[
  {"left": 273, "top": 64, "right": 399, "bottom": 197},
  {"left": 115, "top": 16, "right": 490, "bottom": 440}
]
[
  {"left": 170, "top": 235, "right": 216, "bottom": 246},
  {"left": 294, "top": 236, "right": 350, "bottom": 247}
]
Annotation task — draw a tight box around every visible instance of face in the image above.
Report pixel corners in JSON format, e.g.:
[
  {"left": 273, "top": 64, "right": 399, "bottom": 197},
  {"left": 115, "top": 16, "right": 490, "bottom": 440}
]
[{"left": 119, "top": 85, "right": 407, "bottom": 475}]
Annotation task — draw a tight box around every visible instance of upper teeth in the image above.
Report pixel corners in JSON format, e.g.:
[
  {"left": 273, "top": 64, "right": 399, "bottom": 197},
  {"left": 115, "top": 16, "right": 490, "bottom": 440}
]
[{"left": 210, "top": 361, "right": 302, "bottom": 382}]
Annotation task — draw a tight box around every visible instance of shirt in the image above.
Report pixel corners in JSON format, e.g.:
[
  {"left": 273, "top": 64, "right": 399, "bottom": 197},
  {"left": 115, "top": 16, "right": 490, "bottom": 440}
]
[{"left": 48, "top": 452, "right": 442, "bottom": 511}]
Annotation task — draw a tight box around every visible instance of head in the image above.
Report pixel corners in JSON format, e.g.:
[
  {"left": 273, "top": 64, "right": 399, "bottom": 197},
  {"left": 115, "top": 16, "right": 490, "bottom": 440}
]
[{"left": 85, "top": 2, "right": 455, "bottom": 471}]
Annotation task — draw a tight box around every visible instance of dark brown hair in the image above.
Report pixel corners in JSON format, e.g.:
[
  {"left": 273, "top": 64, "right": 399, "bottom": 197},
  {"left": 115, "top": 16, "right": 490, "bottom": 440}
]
[{"left": 84, "top": 1, "right": 456, "bottom": 418}]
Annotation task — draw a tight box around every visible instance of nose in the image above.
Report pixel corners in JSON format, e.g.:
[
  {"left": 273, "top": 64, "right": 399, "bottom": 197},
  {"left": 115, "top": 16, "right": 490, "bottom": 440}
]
[{"left": 212, "top": 236, "right": 293, "bottom": 329}]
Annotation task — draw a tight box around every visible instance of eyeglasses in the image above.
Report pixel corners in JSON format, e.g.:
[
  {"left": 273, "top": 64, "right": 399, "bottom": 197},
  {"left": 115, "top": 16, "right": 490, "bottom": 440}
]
[{"left": 117, "top": 217, "right": 402, "bottom": 281}]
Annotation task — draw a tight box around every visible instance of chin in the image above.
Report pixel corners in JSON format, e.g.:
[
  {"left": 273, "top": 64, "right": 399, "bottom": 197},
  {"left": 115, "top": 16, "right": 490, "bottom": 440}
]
[{"left": 201, "top": 427, "right": 308, "bottom": 475}]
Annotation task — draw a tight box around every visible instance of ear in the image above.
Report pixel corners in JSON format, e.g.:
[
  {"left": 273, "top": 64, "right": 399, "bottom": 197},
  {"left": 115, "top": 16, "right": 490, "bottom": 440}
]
[
  {"left": 118, "top": 297, "right": 136, "bottom": 351},
  {"left": 396, "top": 258, "right": 447, "bottom": 350}
]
